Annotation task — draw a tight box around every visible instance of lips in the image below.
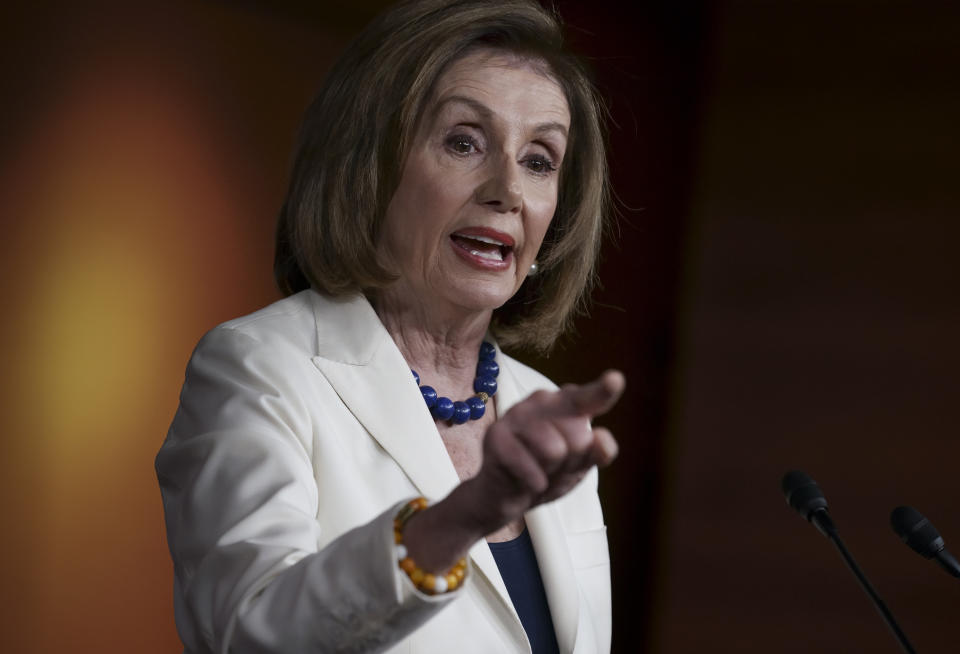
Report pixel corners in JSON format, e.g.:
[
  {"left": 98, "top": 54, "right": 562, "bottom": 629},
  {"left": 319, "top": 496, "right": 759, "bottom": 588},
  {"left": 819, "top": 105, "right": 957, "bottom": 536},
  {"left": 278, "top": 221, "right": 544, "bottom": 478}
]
[
  {"left": 451, "top": 233, "right": 508, "bottom": 261},
  {"left": 450, "top": 227, "right": 515, "bottom": 269}
]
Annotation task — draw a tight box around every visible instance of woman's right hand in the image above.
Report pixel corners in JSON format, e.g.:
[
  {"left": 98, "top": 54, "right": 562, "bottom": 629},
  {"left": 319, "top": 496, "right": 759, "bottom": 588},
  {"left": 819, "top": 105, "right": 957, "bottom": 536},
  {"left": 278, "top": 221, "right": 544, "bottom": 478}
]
[
  {"left": 402, "top": 370, "right": 624, "bottom": 573},
  {"left": 465, "top": 369, "right": 624, "bottom": 532}
]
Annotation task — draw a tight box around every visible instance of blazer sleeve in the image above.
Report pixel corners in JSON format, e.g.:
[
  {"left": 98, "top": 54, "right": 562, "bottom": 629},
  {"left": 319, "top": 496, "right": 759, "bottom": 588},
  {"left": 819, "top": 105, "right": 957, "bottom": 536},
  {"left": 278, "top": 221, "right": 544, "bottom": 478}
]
[{"left": 156, "top": 326, "right": 459, "bottom": 654}]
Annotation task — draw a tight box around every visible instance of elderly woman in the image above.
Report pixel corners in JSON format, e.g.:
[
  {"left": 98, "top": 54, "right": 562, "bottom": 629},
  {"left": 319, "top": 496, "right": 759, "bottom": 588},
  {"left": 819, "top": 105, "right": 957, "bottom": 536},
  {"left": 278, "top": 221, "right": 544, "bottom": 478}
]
[{"left": 156, "top": 0, "right": 623, "bottom": 652}]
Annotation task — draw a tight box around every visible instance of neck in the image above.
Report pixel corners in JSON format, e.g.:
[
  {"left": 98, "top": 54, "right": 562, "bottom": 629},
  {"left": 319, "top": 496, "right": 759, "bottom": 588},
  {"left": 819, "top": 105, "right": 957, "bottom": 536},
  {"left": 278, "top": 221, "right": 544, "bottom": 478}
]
[{"left": 372, "top": 287, "right": 493, "bottom": 396}]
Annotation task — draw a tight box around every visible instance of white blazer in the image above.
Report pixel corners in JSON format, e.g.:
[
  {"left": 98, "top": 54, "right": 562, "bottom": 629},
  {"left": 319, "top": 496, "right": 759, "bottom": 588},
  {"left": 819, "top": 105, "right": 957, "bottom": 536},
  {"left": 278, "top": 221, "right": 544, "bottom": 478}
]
[{"left": 157, "top": 290, "right": 611, "bottom": 653}]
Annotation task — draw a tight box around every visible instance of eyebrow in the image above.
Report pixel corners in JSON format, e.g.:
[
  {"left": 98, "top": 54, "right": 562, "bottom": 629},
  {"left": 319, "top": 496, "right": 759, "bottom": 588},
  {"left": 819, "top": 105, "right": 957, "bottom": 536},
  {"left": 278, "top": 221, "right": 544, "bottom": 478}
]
[{"left": 433, "top": 94, "right": 569, "bottom": 139}]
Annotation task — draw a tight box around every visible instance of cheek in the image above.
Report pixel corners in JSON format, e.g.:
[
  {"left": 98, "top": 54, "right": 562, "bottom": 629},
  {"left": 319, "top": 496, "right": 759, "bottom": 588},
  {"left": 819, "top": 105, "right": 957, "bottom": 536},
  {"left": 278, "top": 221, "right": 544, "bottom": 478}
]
[
  {"left": 394, "top": 163, "right": 464, "bottom": 243},
  {"left": 524, "top": 189, "right": 559, "bottom": 253},
  {"left": 383, "top": 175, "right": 437, "bottom": 258}
]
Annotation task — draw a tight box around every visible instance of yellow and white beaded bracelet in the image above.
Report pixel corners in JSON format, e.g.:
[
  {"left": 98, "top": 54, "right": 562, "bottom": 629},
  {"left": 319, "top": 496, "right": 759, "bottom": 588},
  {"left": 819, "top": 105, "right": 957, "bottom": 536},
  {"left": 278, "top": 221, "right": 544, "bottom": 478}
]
[{"left": 393, "top": 497, "right": 467, "bottom": 595}]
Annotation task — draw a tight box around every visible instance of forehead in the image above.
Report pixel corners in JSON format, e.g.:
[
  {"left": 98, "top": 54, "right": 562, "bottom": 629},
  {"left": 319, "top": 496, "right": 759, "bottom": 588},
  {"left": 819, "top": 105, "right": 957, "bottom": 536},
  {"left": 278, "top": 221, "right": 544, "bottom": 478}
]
[{"left": 428, "top": 50, "right": 571, "bottom": 127}]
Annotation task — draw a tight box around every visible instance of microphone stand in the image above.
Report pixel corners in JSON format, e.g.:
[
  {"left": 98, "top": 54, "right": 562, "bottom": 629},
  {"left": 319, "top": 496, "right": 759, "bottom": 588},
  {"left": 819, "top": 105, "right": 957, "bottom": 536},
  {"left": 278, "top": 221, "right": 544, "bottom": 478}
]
[{"left": 812, "top": 509, "right": 917, "bottom": 654}]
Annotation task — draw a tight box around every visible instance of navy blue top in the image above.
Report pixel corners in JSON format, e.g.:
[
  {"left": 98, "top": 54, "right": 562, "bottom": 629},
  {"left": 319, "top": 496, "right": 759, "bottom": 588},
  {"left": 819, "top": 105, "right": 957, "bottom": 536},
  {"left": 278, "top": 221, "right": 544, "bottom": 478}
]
[{"left": 488, "top": 528, "right": 560, "bottom": 654}]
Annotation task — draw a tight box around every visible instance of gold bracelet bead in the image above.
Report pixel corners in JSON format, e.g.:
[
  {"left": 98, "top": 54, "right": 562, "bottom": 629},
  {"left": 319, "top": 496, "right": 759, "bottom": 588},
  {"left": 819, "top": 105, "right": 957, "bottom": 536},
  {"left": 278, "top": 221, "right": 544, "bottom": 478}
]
[
  {"left": 409, "top": 567, "right": 425, "bottom": 586},
  {"left": 444, "top": 574, "right": 459, "bottom": 591},
  {"left": 423, "top": 573, "right": 440, "bottom": 593},
  {"left": 445, "top": 559, "right": 467, "bottom": 591}
]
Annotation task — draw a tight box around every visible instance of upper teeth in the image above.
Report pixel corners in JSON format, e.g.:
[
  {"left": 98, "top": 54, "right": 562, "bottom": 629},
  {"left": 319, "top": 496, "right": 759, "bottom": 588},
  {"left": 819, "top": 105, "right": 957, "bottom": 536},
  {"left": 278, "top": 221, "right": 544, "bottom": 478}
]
[{"left": 456, "top": 233, "right": 505, "bottom": 246}]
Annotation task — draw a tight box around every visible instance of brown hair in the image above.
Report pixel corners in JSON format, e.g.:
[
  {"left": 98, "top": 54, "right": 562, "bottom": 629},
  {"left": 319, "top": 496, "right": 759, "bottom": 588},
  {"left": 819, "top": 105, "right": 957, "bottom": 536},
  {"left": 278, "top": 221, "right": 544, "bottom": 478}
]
[{"left": 275, "top": 0, "right": 609, "bottom": 352}]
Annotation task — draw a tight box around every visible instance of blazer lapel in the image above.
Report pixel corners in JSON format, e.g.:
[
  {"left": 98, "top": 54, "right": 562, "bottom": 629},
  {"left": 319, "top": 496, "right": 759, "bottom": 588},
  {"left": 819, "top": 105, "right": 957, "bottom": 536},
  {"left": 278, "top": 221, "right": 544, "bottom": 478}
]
[
  {"left": 497, "top": 356, "right": 583, "bottom": 654},
  {"left": 526, "top": 505, "right": 581, "bottom": 653},
  {"left": 308, "top": 292, "right": 460, "bottom": 502},
  {"left": 307, "top": 292, "right": 522, "bottom": 631}
]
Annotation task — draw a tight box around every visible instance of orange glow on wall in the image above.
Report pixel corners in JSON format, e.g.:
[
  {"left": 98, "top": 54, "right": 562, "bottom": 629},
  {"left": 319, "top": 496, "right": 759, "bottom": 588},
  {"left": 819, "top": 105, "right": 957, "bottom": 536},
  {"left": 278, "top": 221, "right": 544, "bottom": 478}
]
[{"left": 0, "top": 4, "right": 349, "bottom": 651}]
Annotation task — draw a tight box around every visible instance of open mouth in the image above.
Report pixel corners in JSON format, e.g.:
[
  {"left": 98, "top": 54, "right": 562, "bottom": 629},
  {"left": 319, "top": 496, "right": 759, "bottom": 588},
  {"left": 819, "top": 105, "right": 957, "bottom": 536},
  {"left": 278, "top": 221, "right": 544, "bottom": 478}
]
[{"left": 450, "top": 232, "right": 513, "bottom": 263}]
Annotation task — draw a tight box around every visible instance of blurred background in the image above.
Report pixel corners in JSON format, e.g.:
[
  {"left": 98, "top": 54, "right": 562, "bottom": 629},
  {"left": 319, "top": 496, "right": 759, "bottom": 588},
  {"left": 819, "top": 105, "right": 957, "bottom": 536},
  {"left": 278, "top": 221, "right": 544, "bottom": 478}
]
[{"left": 1, "top": 1, "right": 957, "bottom": 652}]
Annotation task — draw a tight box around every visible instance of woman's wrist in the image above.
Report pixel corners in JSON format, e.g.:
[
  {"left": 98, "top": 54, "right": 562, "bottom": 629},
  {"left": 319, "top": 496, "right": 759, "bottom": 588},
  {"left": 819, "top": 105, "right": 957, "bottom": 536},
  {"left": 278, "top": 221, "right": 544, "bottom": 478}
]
[
  {"left": 400, "top": 485, "right": 490, "bottom": 574},
  {"left": 394, "top": 498, "right": 467, "bottom": 594}
]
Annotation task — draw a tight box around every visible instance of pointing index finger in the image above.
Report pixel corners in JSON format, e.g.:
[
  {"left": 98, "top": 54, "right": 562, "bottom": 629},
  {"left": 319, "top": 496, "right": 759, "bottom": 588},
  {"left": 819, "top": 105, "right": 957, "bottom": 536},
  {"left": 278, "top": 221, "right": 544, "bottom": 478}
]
[{"left": 568, "top": 370, "right": 625, "bottom": 418}]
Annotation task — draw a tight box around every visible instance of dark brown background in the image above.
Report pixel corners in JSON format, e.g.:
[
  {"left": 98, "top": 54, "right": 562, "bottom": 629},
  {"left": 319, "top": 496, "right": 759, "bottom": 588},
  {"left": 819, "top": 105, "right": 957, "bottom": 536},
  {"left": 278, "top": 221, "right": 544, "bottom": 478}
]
[{"left": 1, "top": 1, "right": 956, "bottom": 652}]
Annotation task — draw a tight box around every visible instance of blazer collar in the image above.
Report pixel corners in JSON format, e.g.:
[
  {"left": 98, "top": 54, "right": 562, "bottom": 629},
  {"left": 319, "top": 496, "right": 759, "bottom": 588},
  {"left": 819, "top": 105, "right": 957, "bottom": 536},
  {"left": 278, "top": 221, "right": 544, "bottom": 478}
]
[{"left": 308, "top": 291, "right": 584, "bottom": 652}]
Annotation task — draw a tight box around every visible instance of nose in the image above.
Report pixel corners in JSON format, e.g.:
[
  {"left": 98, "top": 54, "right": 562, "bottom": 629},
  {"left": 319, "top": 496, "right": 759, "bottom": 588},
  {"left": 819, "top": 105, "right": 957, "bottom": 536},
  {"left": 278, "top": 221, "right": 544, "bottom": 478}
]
[{"left": 474, "top": 154, "right": 523, "bottom": 213}]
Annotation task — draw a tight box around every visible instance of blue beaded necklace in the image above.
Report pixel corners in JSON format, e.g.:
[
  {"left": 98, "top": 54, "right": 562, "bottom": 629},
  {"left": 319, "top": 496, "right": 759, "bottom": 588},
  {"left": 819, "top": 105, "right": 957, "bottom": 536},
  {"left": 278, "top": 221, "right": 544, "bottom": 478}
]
[{"left": 412, "top": 341, "right": 499, "bottom": 425}]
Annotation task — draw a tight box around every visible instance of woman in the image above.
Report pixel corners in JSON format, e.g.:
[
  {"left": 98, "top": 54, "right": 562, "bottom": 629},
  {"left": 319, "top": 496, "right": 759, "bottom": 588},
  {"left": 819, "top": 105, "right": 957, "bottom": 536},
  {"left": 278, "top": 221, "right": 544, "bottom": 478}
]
[{"left": 156, "top": 0, "right": 624, "bottom": 652}]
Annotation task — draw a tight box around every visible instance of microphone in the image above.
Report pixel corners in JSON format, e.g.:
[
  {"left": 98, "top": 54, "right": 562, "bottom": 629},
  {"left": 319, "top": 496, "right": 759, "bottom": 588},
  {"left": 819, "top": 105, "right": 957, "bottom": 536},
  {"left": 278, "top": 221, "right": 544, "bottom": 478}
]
[
  {"left": 781, "top": 470, "right": 836, "bottom": 538},
  {"left": 891, "top": 505, "right": 960, "bottom": 578},
  {"left": 780, "top": 470, "right": 916, "bottom": 654}
]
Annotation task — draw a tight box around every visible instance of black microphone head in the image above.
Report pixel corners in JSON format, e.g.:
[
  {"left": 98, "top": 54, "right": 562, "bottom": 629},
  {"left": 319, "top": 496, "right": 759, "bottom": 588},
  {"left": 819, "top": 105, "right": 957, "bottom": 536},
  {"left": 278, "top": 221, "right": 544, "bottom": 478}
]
[
  {"left": 781, "top": 470, "right": 829, "bottom": 521},
  {"left": 891, "top": 506, "right": 945, "bottom": 559}
]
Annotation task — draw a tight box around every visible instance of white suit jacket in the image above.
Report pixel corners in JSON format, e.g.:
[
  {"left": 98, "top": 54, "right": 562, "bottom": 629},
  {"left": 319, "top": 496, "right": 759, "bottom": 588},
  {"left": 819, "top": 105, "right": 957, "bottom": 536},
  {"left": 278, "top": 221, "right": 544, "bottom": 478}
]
[{"left": 157, "top": 290, "right": 611, "bottom": 653}]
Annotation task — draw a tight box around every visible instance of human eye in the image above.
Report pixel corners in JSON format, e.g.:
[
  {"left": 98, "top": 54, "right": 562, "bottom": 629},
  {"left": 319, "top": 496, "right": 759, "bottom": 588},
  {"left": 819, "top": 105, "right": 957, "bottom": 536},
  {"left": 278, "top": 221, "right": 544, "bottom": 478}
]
[
  {"left": 523, "top": 153, "right": 558, "bottom": 176},
  {"left": 445, "top": 133, "right": 481, "bottom": 155}
]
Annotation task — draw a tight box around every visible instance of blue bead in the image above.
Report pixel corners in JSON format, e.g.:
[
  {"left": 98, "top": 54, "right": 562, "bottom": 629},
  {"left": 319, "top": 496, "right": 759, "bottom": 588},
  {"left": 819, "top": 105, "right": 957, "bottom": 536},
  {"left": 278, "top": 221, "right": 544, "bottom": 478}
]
[
  {"left": 479, "top": 341, "right": 496, "bottom": 361},
  {"left": 466, "top": 396, "right": 486, "bottom": 419},
  {"left": 476, "top": 359, "right": 499, "bottom": 379},
  {"left": 452, "top": 401, "right": 471, "bottom": 424},
  {"left": 473, "top": 375, "right": 497, "bottom": 396},
  {"left": 411, "top": 369, "right": 420, "bottom": 385},
  {"left": 432, "top": 396, "right": 454, "bottom": 420},
  {"left": 420, "top": 385, "right": 437, "bottom": 408}
]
